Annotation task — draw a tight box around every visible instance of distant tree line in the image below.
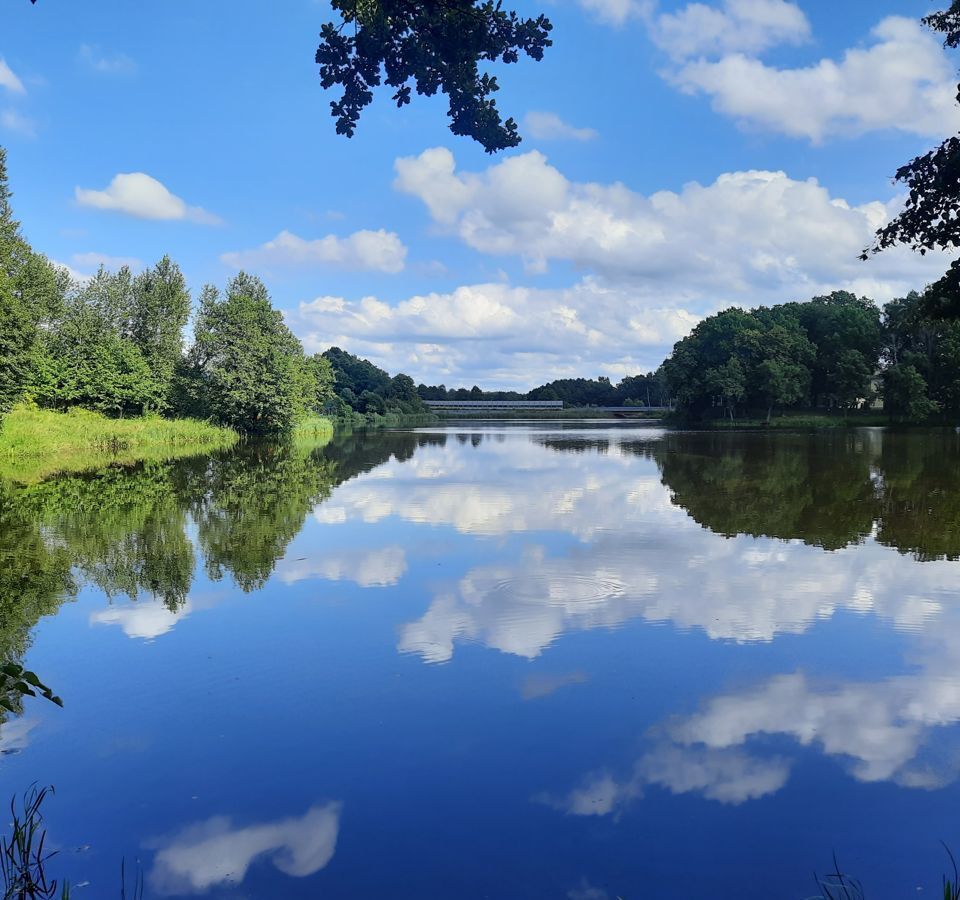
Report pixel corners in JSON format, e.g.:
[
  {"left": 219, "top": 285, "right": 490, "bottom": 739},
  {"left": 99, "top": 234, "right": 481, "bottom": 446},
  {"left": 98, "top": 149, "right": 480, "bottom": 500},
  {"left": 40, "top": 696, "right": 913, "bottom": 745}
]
[
  {"left": 662, "top": 290, "right": 960, "bottom": 423},
  {"left": 416, "top": 372, "right": 670, "bottom": 408},
  {"left": 0, "top": 148, "right": 427, "bottom": 437}
]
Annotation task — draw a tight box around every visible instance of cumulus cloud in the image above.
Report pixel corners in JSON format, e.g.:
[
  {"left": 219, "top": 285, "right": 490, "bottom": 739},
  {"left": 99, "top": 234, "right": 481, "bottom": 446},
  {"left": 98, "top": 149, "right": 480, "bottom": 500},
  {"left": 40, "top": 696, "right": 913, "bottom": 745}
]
[
  {"left": 79, "top": 44, "right": 137, "bottom": 75},
  {"left": 524, "top": 111, "right": 598, "bottom": 142},
  {"left": 287, "top": 147, "right": 949, "bottom": 386},
  {"left": 290, "top": 279, "right": 699, "bottom": 389},
  {"left": 393, "top": 147, "right": 944, "bottom": 292},
  {"left": 221, "top": 228, "right": 407, "bottom": 273},
  {"left": 668, "top": 16, "right": 960, "bottom": 141},
  {"left": 148, "top": 803, "right": 341, "bottom": 895},
  {"left": 649, "top": 0, "right": 810, "bottom": 60},
  {"left": 76, "top": 173, "right": 221, "bottom": 224},
  {"left": 0, "top": 59, "right": 25, "bottom": 95}
]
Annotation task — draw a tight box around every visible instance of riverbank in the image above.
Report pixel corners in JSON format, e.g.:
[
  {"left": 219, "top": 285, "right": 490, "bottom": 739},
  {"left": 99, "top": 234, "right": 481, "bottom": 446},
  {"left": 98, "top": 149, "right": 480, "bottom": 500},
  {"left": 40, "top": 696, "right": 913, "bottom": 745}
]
[
  {"left": 670, "top": 411, "right": 895, "bottom": 429},
  {"left": 0, "top": 406, "right": 239, "bottom": 483}
]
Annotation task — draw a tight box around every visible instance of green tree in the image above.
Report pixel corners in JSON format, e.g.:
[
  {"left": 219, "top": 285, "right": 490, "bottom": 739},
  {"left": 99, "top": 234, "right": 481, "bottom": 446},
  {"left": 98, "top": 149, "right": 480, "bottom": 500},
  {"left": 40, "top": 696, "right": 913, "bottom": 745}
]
[
  {"left": 705, "top": 357, "right": 746, "bottom": 421},
  {"left": 883, "top": 364, "right": 940, "bottom": 422},
  {"left": 305, "top": 353, "right": 336, "bottom": 413},
  {"left": 0, "top": 271, "right": 34, "bottom": 424},
  {"left": 129, "top": 256, "right": 191, "bottom": 410},
  {"left": 189, "top": 275, "right": 312, "bottom": 436},
  {"left": 795, "top": 292, "right": 882, "bottom": 408}
]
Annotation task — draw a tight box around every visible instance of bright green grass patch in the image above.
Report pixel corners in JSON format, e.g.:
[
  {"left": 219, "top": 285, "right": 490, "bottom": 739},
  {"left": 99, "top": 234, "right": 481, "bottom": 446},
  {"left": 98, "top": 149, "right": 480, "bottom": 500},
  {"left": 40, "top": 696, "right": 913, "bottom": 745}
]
[
  {"left": 0, "top": 405, "right": 238, "bottom": 483},
  {"left": 293, "top": 415, "right": 335, "bottom": 443}
]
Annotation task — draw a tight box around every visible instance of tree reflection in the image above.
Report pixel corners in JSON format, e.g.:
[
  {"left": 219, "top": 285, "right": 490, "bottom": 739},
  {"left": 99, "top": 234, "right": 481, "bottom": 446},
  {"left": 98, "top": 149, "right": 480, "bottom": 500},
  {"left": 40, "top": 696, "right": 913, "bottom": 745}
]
[{"left": 606, "top": 430, "right": 960, "bottom": 561}]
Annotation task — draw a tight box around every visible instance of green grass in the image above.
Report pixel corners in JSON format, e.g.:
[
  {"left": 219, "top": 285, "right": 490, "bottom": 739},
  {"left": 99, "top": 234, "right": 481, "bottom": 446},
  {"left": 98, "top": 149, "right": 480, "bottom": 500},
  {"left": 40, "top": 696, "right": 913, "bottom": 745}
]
[
  {"left": 0, "top": 406, "right": 238, "bottom": 483},
  {"left": 293, "top": 415, "right": 335, "bottom": 443}
]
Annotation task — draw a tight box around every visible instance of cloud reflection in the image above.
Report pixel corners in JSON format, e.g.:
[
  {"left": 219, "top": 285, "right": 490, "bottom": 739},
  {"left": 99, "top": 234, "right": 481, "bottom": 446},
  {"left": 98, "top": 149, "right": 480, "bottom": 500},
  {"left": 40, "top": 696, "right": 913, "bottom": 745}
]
[{"left": 148, "top": 802, "right": 341, "bottom": 895}]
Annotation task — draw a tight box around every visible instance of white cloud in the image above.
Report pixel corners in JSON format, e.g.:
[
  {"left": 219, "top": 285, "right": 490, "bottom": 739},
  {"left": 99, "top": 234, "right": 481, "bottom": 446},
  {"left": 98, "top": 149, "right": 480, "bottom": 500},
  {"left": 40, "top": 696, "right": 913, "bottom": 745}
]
[
  {"left": 649, "top": 0, "right": 810, "bottom": 60},
  {"left": 524, "top": 111, "right": 598, "bottom": 142},
  {"left": 669, "top": 16, "right": 960, "bottom": 141},
  {"left": 0, "top": 109, "right": 36, "bottom": 137},
  {"left": 290, "top": 279, "right": 698, "bottom": 390},
  {"left": 394, "top": 147, "right": 945, "bottom": 292},
  {"left": 78, "top": 44, "right": 137, "bottom": 75},
  {"left": 75, "top": 173, "right": 221, "bottom": 224},
  {"left": 0, "top": 59, "right": 25, "bottom": 95},
  {"left": 72, "top": 251, "right": 142, "bottom": 271},
  {"left": 148, "top": 803, "right": 341, "bottom": 895},
  {"left": 221, "top": 228, "right": 407, "bottom": 273},
  {"left": 286, "top": 146, "right": 953, "bottom": 386},
  {"left": 574, "top": 0, "right": 651, "bottom": 26}
]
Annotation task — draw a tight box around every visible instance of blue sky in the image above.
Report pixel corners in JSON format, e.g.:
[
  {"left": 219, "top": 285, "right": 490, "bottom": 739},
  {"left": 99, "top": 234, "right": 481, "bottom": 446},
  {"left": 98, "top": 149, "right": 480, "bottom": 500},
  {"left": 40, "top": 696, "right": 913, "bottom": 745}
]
[{"left": 1, "top": 0, "right": 957, "bottom": 388}]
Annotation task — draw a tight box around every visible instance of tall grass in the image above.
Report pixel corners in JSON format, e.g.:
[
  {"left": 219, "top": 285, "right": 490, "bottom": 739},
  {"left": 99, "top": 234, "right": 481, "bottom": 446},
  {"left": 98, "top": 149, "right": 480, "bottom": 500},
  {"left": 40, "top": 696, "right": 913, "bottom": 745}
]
[
  {"left": 0, "top": 406, "right": 238, "bottom": 483},
  {"left": 1, "top": 785, "right": 67, "bottom": 900},
  {"left": 293, "top": 415, "right": 335, "bottom": 443}
]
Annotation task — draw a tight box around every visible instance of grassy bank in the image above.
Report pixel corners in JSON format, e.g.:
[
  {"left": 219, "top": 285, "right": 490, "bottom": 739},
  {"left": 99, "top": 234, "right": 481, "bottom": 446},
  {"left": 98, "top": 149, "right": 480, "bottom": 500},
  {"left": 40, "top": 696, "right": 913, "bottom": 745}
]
[
  {"left": 336, "top": 410, "right": 439, "bottom": 428},
  {"left": 294, "top": 415, "right": 336, "bottom": 443},
  {"left": 0, "top": 406, "right": 238, "bottom": 483}
]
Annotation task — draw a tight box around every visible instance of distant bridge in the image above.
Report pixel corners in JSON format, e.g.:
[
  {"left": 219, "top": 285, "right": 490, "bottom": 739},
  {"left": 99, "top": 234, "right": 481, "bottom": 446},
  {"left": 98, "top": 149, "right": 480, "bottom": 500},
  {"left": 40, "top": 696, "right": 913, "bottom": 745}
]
[
  {"left": 425, "top": 400, "right": 563, "bottom": 410},
  {"left": 424, "top": 400, "right": 668, "bottom": 415}
]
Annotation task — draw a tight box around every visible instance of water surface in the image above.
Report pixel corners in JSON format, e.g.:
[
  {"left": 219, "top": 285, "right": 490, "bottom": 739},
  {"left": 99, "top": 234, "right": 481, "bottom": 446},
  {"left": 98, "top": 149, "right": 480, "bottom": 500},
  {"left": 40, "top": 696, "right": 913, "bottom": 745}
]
[{"left": 2, "top": 423, "right": 960, "bottom": 898}]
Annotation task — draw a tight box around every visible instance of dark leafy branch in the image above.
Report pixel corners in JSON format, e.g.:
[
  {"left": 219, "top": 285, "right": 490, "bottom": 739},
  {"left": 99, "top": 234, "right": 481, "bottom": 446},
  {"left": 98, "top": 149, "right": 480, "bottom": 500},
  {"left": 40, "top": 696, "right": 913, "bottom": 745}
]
[{"left": 316, "top": 0, "right": 553, "bottom": 152}]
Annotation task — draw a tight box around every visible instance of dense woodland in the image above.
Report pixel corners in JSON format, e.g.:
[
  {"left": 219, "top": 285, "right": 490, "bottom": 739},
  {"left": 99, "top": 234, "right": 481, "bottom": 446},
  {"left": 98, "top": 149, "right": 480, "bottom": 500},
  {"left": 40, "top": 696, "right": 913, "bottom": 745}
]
[{"left": 663, "top": 291, "right": 960, "bottom": 422}]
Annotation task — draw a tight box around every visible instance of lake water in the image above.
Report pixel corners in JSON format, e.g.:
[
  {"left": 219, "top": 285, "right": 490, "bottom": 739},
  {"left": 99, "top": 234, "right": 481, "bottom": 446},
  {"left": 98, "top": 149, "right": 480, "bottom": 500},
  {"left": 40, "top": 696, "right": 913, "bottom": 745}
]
[{"left": 3, "top": 422, "right": 960, "bottom": 899}]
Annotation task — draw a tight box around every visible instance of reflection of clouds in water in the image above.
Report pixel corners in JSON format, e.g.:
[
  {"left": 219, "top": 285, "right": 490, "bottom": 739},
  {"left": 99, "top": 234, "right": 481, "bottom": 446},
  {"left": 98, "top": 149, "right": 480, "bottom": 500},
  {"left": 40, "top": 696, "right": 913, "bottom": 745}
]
[
  {"left": 313, "top": 437, "right": 675, "bottom": 539},
  {"left": 91, "top": 598, "right": 193, "bottom": 640},
  {"left": 276, "top": 546, "right": 407, "bottom": 588},
  {"left": 399, "top": 527, "right": 957, "bottom": 662},
  {"left": 90, "top": 592, "right": 228, "bottom": 641},
  {"left": 547, "top": 657, "right": 960, "bottom": 816},
  {"left": 148, "top": 802, "right": 341, "bottom": 895},
  {"left": 0, "top": 718, "right": 38, "bottom": 755},
  {"left": 541, "top": 746, "right": 789, "bottom": 818},
  {"left": 668, "top": 670, "right": 960, "bottom": 787}
]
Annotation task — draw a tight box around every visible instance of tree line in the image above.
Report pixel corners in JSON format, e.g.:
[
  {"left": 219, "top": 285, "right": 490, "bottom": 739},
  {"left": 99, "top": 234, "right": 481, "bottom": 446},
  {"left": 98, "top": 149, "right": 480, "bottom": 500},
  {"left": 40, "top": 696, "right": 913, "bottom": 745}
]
[
  {"left": 0, "top": 148, "right": 429, "bottom": 437},
  {"left": 416, "top": 372, "right": 670, "bottom": 408},
  {"left": 662, "top": 290, "right": 960, "bottom": 422}
]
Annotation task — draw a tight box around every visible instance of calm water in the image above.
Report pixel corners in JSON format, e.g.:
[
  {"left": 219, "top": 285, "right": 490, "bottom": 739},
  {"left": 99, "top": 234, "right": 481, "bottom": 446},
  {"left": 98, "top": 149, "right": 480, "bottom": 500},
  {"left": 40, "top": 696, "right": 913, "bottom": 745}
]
[{"left": 2, "top": 423, "right": 960, "bottom": 898}]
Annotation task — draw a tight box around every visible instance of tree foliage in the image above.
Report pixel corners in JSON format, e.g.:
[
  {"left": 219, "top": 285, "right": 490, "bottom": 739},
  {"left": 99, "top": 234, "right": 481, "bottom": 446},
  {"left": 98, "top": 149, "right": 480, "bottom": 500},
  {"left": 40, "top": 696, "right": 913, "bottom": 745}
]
[
  {"left": 323, "top": 346, "right": 428, "bottom": 417},
  {"left": 316, "top": 0, "right": 552, "bottom": 152},
  {"left": 187, "top": 275, "right": 314, "bottom": 437},
  {"left": 663, "top": 293, "right": 875, "bottom": 420}
]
